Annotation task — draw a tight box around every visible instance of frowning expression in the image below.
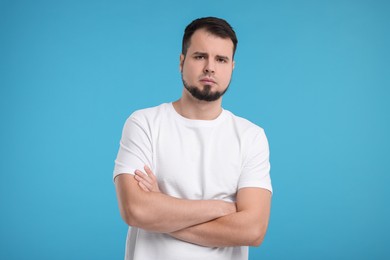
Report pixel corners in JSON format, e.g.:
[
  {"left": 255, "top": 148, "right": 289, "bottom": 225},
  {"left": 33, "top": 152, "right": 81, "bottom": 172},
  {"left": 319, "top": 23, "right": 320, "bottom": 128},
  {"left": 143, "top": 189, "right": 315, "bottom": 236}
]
[{"left": 180, "top": 29, "right": 235, "bottom": 101}]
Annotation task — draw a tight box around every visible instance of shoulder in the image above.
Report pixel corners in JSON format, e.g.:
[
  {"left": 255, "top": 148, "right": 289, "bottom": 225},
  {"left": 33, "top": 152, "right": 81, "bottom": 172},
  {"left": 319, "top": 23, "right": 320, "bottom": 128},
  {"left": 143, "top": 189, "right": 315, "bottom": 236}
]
[
  {"left": 130, "top": 103, "right": 169, "bottom": 121},
  {"left": 126, "top": 103, "right": 170, "bottom": 126},
  {"left": 121, "top": 103, "right": 170, "bottom": 134},
  {"left": 224, "top": 111, "right": 270, "bottom": 165},
  {"left": 224, "top": 109, "right": 266, "bottom": 138}
]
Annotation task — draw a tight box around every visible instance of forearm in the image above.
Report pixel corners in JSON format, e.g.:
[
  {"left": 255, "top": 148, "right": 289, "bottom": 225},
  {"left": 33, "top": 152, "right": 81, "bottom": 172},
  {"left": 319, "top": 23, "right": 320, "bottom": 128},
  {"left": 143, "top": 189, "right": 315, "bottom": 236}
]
[
  {"left": 115, "top": 174, "right": 235, "bottom": 233},
  {"left": 170, "top": 188, "right": 272, "bottom": 247},
  {"left": 129, "top": 192, "right": 233, "bottom": 233},
  {"left": 170, "top": 210, "right": 267, "bottom": 247}
]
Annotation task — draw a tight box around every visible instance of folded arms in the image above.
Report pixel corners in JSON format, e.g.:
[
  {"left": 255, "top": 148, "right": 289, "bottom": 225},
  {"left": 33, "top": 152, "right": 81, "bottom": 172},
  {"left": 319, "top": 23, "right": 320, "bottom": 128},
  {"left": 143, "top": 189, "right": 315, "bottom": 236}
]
[{"left": 115, "top": 166, "right": 271, "bottom": 247}]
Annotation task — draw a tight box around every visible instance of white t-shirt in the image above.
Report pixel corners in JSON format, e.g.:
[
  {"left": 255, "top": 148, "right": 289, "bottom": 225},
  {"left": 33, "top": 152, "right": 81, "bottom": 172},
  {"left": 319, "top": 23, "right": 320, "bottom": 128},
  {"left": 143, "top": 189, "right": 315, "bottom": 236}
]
[{"left": 113, "top": 103, "right": 272, "bottom": 260}]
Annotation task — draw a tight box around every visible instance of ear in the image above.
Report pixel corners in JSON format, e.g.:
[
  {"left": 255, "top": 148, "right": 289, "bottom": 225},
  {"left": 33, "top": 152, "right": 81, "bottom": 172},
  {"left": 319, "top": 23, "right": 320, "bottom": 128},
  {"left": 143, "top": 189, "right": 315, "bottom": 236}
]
[
  {"left": 179, "top": 54, "right": 185, "bottom": 72},
  {"left": 232, "top": 60, "right": 235, "bottom": 70}
]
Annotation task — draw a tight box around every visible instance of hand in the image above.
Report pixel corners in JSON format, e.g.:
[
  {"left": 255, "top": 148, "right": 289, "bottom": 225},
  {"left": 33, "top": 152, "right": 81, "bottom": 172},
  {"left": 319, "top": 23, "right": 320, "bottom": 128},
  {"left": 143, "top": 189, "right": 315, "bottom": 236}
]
[{"left": 134, "top": 165, "right": 161, "bottom": 193}]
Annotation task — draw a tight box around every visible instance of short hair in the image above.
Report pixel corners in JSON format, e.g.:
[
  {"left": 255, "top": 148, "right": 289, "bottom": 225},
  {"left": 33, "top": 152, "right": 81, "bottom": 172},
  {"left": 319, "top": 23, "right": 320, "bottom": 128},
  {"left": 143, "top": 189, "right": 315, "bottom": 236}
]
[{"left": 182, "top": 17, "right": 238, "bottom": 57}]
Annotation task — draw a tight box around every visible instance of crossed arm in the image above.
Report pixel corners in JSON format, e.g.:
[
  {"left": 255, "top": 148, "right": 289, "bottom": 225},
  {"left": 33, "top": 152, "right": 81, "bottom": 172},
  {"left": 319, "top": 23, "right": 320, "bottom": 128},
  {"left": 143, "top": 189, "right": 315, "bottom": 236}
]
[{"left": 115, "top": 166, "right": 271, "bottom": 247}]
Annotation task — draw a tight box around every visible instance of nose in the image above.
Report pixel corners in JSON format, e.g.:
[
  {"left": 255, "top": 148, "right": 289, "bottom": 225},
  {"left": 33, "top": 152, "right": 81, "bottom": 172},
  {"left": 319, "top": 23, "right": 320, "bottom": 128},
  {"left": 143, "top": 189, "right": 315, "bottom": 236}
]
[{"left": 204, "top": 60, "right": 215, "bottom": 74}]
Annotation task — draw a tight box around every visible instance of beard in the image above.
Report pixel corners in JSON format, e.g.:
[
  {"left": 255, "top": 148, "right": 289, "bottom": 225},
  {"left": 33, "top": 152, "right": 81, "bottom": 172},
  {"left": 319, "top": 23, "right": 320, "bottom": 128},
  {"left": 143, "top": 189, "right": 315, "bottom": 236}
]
[{"left": 182, "top": 76, "right": 230, "bottom": 102}]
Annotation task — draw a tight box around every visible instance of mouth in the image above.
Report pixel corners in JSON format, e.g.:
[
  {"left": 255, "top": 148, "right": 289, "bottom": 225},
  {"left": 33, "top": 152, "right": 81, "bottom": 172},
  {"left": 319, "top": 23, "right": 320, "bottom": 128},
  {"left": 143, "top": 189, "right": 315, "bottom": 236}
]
[{"left": 199, "top": 77, "right": 216, "bottom": 84}]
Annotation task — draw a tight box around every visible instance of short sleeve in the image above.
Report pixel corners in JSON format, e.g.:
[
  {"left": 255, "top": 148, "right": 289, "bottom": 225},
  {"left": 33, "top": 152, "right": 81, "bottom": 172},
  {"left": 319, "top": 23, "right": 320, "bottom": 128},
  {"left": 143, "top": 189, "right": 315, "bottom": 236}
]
[
  {"left": 238, "top": 128, "right": 272, "bottom": 193},
  {"left": 113, "top": 116, "right": 153, "bottom": 182}
]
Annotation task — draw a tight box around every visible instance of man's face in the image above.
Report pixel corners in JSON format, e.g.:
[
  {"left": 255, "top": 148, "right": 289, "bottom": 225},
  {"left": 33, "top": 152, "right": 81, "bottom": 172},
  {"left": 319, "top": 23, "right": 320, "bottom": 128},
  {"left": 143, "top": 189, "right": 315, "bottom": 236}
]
[{"left": 180, "top": 29, "right": 235, "bottom": 102}]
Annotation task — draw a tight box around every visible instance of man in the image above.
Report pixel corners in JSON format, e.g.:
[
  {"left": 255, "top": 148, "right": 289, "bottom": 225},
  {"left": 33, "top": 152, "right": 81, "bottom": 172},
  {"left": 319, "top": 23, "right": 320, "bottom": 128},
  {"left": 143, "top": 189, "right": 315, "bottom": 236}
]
[{"left": 113, "top": 17, "right": 272, "bottom": 260}]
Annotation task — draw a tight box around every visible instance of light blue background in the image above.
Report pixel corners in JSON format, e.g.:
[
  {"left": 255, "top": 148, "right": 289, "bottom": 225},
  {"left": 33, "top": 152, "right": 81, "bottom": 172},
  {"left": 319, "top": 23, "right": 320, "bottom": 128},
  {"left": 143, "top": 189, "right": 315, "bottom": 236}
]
[{"left": 1, "top": 0, "right": 389, "bottom": 259}]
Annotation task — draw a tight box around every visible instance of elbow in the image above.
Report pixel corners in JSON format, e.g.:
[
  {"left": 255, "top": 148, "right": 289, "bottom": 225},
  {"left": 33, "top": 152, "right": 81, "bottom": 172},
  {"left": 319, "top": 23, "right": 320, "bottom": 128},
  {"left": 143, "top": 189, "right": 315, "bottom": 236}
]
[
  {"left": 249, "top": 234, "right": 265, "bottom": 247},
  {"left": 248, "top": 223, "right": 268, "bottom": 247},
  {"left": 120, "top": 207, "right": 135, "bottom": 227},
  {"left": 121, "top": 203, "right": 166, "bottom": 232},
  {"left": 120, "top": 203, "right": 145, "bottom": 228}
]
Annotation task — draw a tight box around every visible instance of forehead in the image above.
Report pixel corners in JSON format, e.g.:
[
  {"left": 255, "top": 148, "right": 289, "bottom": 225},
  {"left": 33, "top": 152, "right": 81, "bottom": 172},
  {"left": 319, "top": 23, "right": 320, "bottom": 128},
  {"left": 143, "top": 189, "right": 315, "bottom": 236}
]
[{"left": 188, "top": 29, "right": 234, "bottom": 58}]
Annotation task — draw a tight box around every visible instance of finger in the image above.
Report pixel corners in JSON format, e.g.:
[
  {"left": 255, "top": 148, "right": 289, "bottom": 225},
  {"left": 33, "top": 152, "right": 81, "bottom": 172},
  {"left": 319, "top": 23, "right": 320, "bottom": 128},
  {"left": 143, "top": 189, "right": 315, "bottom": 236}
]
[
  {"left": 134, "top": 174, "right": 153, "bottom": 190},
  {"left": 138, "top": 181, "right": 150, "bottom": 192},
  {"left": 144, "top": 166, "right": 156, "bottom": 180},
  {"left": 134, "top": 173, "right": 152, "bottom": 191},
  {"left": 135, "top": 170, "right": 153, "bottom": 184}
]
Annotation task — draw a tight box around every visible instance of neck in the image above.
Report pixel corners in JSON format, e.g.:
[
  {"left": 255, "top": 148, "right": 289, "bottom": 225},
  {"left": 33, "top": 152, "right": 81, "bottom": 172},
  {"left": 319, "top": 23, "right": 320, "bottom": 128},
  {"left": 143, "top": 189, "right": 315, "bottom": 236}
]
[{"left": 172, "top": 89, "right": 223, "bottom": 120}]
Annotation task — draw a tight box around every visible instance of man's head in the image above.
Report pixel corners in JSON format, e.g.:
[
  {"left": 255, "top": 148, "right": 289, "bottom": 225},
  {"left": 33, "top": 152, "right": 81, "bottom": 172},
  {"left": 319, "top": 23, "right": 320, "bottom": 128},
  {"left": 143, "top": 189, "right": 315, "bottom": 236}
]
[{"left": 180, "top": 17, "right": 238, "bottom": 102}]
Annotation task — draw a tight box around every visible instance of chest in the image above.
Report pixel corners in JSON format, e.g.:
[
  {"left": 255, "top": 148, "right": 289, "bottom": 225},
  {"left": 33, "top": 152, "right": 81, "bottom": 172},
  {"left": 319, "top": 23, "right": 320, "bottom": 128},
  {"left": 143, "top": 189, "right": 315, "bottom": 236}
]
[{"left": 153, "top": 124, "right": 242, "bottom": 201}]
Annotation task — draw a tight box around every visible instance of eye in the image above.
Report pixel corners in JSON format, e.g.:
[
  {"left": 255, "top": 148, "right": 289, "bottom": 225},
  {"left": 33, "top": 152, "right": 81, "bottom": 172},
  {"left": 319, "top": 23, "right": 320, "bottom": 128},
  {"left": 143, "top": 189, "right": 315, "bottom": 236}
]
[
  {"left": 217, "top": 58, "right": 227, "bottom": 63},
  {"left": 194, "top": 55, "right": 205, "bottom": 60}
]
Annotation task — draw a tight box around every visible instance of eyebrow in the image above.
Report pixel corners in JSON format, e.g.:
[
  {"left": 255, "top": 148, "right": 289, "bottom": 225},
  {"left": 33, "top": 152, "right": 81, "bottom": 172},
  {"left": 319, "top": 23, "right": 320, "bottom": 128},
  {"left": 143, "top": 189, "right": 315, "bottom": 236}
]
[{"left": 192, "top": 52, "right": 230, "bottom": 61}]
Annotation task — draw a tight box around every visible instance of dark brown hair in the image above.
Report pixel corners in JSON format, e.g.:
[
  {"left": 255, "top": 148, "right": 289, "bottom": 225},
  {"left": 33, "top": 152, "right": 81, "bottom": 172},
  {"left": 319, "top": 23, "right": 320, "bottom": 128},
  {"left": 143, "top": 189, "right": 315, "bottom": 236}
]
[{"left": 182, "top": 17, "right": 238, "bottom": 57}]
